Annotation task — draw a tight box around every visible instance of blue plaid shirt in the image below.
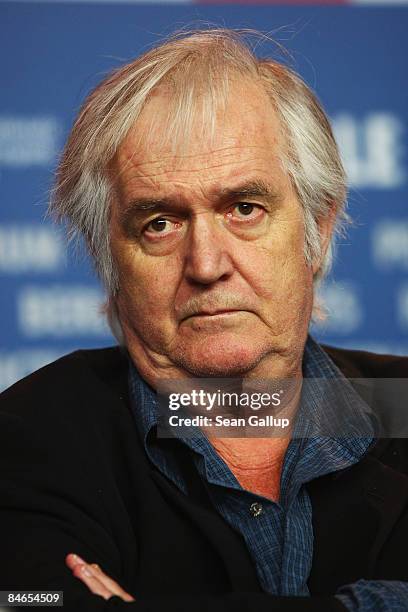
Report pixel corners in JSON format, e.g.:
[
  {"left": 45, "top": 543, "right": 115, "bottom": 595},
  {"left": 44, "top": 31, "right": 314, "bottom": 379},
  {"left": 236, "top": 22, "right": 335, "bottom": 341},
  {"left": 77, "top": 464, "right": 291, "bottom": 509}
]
[{"left": 128, "top": 336, "right": 408, "bottom": 610}]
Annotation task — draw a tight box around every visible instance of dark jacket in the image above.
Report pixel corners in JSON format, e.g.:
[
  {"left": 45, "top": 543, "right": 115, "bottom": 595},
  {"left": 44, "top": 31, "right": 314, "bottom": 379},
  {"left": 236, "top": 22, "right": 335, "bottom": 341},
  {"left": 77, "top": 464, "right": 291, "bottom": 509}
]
[{"left": 0, "top": 345, "right": 408, "bottom": 611}]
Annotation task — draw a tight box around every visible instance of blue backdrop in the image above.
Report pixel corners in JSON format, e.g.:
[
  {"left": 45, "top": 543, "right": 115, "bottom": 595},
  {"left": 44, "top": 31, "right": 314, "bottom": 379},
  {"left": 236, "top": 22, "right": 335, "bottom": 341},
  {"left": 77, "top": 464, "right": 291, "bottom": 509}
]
[{"left": 1, "top": 2, "right": 407, "bottom": 391}]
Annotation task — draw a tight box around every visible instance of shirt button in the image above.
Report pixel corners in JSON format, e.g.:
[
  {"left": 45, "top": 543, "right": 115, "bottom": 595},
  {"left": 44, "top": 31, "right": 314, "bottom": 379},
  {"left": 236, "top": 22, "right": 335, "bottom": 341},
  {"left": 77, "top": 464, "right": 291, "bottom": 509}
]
[{"left": 250, "top": 502, "right": 263, "bottom": 517}]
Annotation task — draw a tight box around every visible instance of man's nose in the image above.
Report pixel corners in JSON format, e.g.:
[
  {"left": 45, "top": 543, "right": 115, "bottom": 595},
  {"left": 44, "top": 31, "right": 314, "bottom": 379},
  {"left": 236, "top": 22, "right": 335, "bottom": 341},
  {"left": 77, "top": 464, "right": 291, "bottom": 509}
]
[{"left": 183, "top": 215, "right": 234, "bottom": 285}]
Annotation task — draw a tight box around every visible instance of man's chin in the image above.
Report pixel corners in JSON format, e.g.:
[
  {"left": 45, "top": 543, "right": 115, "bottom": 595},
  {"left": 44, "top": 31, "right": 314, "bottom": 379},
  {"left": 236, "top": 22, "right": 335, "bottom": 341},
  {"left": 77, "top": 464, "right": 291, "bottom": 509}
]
[{"left": 173, "top": 341, "right": 267, "bottom": 378}]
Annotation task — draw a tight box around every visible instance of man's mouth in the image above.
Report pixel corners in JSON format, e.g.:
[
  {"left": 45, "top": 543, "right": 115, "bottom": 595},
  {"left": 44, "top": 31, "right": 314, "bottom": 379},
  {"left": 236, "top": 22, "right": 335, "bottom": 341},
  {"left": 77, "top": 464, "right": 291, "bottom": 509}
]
[
  {"left": 190, "top": 309, "right": 241, "bottom": 317},
  {"left": 182, "top": 309, "right": 249, "bottom": 324}
]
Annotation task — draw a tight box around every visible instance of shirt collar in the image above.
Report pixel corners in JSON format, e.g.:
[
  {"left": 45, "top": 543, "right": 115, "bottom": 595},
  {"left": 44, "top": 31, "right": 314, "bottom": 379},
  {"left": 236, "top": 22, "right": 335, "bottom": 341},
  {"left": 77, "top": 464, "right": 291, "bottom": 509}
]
[
  {"left": 128, "top": 335, "right": 378, "bottom": 487},
  {"left": 280, "top": 336, "right": 379, "bottom": 500}
]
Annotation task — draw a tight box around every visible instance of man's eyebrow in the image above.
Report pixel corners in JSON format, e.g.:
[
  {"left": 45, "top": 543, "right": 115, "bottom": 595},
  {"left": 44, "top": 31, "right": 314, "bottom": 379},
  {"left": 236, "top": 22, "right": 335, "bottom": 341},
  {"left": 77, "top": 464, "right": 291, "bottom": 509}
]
[
  {"left": 119, "top": 198, "right": 171, "bottom": 228},
  {"left": 119, "top": 179, "right": 281, "bottom": 227},
  {"left": 217, "top": 179, "right": 281, "bottom": 202}
]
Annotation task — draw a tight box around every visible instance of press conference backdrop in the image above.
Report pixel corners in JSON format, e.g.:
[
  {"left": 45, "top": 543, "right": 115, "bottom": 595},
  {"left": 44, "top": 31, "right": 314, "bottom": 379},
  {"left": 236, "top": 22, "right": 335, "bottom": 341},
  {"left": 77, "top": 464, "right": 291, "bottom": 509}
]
[{"left": 0, "top": 1, "right": 407, "bottom": 392}]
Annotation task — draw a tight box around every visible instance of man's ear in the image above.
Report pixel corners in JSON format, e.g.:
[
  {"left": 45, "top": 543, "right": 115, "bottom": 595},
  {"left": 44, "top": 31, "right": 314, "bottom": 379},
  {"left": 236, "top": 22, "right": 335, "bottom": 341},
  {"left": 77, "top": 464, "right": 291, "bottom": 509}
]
[{"left": 311, "top": 203, "right": 337, "bottom": 276}]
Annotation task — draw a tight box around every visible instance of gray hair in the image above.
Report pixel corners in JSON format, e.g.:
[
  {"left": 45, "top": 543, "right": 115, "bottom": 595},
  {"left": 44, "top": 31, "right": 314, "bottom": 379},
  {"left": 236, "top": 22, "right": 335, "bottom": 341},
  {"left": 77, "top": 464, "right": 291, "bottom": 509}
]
[{"left": 50, "top": 28, "right": 348, "bottom": 307}]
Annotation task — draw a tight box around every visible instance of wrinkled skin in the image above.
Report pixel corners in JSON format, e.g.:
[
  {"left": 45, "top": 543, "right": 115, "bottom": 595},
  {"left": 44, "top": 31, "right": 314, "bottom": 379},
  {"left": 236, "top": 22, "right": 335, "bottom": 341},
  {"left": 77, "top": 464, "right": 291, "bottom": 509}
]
[{"left": 109, "top": 80, "right": 332, "bottom": 387}]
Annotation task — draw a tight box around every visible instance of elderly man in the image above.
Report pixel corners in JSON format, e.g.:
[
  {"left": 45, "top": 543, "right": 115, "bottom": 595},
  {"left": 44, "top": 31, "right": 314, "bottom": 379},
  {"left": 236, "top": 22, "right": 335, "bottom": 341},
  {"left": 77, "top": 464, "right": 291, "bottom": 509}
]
[{"left": 1, "top": 29, "right": 408, "bottom": 612}]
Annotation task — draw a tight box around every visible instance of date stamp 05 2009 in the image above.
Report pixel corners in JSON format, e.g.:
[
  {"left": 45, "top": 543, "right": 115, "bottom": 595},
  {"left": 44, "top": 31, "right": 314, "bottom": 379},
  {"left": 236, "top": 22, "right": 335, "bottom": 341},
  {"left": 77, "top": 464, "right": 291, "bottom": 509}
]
[{"left": 0, "top": 592, "right": 63, "bottom": 607}]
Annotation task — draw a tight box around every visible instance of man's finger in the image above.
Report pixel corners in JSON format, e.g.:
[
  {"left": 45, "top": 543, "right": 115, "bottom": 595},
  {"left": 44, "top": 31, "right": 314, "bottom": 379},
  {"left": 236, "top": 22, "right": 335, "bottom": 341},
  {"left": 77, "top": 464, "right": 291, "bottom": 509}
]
[
  {"left": 65, "top": 553, "right": 83, "bottom": 570},
  {"left": 89, "top": 562, "right": 135, "bottom": 602},
  {"left": 72, "top": 562, "right": 113, "bottom": 600}
]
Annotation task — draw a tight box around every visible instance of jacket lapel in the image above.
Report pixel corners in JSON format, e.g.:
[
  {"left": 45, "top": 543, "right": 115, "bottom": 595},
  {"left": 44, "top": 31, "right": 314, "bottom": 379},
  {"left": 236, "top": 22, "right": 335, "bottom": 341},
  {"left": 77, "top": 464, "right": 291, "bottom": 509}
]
[
  {"left": 149, "top": 468, "right": 261, "bottom": 592},
  {"left": 306, "top": 448, "right": 408, "bottom": 594}
]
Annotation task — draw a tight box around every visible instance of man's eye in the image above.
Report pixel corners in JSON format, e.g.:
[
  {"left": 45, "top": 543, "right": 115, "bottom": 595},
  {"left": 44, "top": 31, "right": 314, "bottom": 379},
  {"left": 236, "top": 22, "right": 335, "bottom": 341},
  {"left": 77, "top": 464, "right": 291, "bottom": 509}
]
[
  {"left": 145, "top": 218, "right": 171, "bottom": 233},
  {"left": 227, "top": 203, "right": 263, "bottom": 221},
  {"left": 143, "top": 217, "right": 183, "bottom": 237},
  {"left": 235, "top": 203, "right": 255, "bottom": 217}
]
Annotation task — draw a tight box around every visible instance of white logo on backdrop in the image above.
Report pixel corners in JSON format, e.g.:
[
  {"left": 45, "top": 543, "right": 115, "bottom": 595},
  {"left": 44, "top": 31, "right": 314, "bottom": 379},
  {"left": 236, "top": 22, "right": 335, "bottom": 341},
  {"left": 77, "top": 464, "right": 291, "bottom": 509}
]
[
  {"left": 372, "top": 220, "right": 408, "bottom": 270},
  {"left": 17, "top": 285, "right": 111, "bottom": 337},
  {"left": 0, "top": 225, "right": 65, "bottom": 273},
  {"left": 0, "top": 116, "right": 59, "bottom": 166},
  {"left": 313, "top": 282, "right": 363, "bottom": 334},
  {"left": 333, "top": 113, "right": 405, "bottom": 189}
]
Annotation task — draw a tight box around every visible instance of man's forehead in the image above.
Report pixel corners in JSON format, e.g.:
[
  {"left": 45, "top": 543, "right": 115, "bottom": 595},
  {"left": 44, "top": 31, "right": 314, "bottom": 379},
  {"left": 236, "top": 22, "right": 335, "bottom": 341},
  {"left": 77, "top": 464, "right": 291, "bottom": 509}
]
[
  {"left": 110, "top": 143, "right": 287, "bottom": 208},
  {"left": 114, "top": 141, "right": 278, "bottom": 177},
  {"left": 114, "top": 79, "right": 284, "bottom": 170}
]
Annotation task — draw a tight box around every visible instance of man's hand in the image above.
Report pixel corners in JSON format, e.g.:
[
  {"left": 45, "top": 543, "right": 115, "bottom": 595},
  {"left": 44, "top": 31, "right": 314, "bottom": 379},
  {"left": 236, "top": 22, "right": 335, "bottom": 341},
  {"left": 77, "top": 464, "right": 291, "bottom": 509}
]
[{"left": 66, "top": 553, "right": 135, "bottom": 602}]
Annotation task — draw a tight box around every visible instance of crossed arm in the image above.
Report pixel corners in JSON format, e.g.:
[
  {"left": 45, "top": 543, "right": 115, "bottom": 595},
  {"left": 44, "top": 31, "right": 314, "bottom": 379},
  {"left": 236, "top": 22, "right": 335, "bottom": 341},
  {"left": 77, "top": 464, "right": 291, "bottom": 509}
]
[
  {"left": 0, "top": 408, "right": 348, "bottom": 612},
  {"left": 2, "top": 399, "right": 408, "bottom": 611},
  {"left": 66, "top": 551, "right": 408, "bottom": 612}
]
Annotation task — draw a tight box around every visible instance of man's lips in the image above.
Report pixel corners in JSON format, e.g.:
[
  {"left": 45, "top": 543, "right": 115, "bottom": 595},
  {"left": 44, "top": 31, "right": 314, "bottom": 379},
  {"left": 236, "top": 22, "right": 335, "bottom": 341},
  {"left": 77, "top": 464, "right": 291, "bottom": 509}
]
[
  {"left": 190, "top": 309, "right": 241, "bottom": 316},
  {"left": 177, "top": 295, "right": 255, "bottom": 322},
  {"left": 182, "top": 309, "right": 248, "bottom": 322}
]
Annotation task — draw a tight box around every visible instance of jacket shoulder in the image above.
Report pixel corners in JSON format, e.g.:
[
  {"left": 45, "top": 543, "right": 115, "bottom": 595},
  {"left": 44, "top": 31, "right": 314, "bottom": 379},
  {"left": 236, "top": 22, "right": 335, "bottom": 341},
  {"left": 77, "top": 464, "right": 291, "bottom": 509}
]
[
  {"left": 0, "top": 345, "right": 133, "bottom": 489},
  {"left": 321, "top": 344, "right": 408, "bottom": 378},
  {"left": 0, "top": 346, "right": 129, "bottom": 418},
  {"left": 321, "top": 343, "right": 408, "bottom": 469}
]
